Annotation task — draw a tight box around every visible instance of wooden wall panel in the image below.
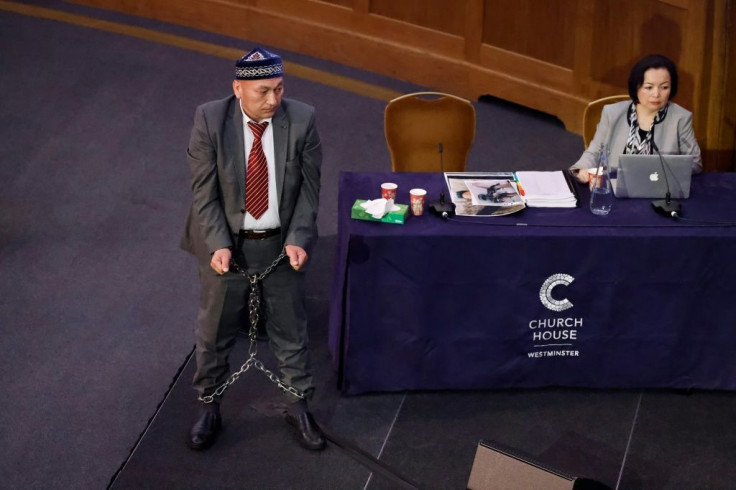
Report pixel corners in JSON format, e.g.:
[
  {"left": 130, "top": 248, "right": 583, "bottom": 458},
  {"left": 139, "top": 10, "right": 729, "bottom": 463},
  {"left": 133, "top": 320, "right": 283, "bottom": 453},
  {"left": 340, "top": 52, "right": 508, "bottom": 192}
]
[
  {"left": 262, "top": 0, "right": 467, "bottom": 58},
  {"left": 589, "top": 0, "right": 693, "bottom": 108},
  {"left": 482, "top": 0, "right": 576, "bottom": 69},
  {"left": 370, "top": 0, "right": 465, "bottom": 36},
  {"left": 71, "top": 0, "right": 734, "bottom": 170},
  {"left": 704, "top": 0, "right": 736, "bottom": 171},
  {"left": 317, "top": 0, "right": 354, "bottom": 8}
]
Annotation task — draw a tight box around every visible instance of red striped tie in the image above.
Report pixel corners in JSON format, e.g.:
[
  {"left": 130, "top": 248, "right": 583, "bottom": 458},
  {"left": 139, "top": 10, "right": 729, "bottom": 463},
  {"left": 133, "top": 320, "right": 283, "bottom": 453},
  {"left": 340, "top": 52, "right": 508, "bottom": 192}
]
[{"left": 245, "top": 121, "right": 269, "bottom": 220}]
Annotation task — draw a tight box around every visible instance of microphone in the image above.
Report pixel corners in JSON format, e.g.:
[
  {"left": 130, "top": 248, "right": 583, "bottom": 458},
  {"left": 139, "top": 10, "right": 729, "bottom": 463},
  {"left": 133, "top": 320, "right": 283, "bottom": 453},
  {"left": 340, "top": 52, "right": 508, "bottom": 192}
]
[
  {"left": 649, "top": 132, "right": 681, "bottom": 218},
  {"left": 429, "top": 142, "right": 456, "bottom": 219}
]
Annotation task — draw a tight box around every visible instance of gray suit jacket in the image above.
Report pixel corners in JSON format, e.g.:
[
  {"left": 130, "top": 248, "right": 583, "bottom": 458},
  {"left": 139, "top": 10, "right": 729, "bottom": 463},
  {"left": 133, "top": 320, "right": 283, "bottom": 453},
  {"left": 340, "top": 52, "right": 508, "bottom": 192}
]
[
  {"left": 571, "top": 101, "right": 702, "bottom": 174},
  {"left": 180, "top": 95, "right": 322, "bottom": 260}
]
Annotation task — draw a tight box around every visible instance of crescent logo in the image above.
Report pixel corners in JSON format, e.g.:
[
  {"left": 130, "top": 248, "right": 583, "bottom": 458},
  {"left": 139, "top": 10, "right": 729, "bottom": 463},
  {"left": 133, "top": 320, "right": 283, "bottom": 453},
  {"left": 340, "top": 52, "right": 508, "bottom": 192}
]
[{"left": 540, "top": 274, "right": 574, "bottom": 311}]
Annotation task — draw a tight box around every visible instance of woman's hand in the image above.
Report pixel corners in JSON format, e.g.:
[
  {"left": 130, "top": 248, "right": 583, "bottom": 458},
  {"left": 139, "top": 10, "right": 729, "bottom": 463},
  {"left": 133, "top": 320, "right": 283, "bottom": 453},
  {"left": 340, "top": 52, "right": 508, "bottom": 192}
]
[{"left": 573, "top": 169, "right": 589, "bottom": 184}]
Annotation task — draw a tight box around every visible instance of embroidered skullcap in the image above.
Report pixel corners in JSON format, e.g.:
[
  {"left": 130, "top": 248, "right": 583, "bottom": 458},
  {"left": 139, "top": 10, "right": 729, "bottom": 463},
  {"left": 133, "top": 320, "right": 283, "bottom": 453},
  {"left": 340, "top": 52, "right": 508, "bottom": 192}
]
[{"left": 235, "top": 48, "right": 284, "bottom": 80}]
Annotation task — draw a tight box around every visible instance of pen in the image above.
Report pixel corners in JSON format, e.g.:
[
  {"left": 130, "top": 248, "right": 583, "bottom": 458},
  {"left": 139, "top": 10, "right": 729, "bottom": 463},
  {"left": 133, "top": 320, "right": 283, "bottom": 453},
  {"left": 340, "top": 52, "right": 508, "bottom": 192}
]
[{"left": 513, "top": 173, "right": 526, "bottom": 196}]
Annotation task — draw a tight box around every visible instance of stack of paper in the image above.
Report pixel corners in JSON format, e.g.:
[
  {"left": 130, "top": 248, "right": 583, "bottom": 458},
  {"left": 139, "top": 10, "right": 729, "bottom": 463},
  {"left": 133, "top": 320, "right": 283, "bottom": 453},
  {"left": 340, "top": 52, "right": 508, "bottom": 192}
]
[{"left": 514, "top": 171, "right": 578, "bottom": 208}]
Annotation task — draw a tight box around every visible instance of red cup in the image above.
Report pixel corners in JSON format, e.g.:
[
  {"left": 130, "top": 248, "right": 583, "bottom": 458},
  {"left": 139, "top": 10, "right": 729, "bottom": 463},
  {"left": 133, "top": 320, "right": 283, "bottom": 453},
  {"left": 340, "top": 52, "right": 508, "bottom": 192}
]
[
  {"left": 587, "top": 168, "right": 604, "bottom": 191},
  {"left": 381, "top": 182, "right": 397, "bottom": 201},
  {"left": 409, "top": 188, "right": 427, "bottom": 216}
]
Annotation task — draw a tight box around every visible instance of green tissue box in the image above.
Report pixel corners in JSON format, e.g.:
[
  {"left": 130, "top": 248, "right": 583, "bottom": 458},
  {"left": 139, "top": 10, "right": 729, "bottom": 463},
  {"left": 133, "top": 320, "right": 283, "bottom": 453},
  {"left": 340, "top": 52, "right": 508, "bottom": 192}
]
[{"left": 351, "top": 199, "right": 409, "bottom": 225}]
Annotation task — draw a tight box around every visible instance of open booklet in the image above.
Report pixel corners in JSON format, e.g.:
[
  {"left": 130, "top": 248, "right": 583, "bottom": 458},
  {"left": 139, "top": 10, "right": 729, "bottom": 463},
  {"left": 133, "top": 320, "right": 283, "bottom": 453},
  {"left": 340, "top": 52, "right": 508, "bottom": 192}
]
[{"left": 444, "top": 172, "right": 526, "bottom": 217}]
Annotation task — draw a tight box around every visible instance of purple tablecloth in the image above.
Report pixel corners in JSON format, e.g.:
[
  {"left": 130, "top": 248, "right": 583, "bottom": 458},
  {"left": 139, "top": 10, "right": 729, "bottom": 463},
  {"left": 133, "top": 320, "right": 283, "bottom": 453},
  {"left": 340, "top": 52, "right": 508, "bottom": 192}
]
[{"left": 328, "top": 171, "right": 736, "bottom": 395}]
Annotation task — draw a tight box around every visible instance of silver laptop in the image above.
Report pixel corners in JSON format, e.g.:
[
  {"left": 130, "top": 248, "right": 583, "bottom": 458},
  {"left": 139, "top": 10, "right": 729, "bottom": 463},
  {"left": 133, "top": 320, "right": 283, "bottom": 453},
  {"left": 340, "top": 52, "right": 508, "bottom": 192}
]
[{"left": 613, "top": 154, "right": 693, "bottom": 199}]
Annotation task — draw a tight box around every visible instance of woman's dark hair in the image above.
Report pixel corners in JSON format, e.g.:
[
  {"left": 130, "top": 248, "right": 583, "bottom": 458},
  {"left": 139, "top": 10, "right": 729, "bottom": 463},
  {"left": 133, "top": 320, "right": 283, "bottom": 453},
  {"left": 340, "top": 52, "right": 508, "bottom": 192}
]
[{"left": 627, "top": 54, "right": 678, "bottom": 103}]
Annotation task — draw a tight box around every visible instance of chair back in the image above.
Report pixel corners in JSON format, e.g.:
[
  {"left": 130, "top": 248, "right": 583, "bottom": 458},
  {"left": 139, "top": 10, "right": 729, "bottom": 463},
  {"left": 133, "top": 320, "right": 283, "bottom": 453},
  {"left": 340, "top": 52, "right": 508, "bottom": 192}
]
[
  {"left": 582, "top": 95, "right": 630, "bottom": 149},
  {"left": 384, "top": 92, "right": 476, "bottom": 172}
]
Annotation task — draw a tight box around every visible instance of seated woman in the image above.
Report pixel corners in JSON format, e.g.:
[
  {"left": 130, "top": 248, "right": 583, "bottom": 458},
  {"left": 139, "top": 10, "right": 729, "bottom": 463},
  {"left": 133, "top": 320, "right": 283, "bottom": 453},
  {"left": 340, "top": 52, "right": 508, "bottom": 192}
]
[{"left": 571, "top": 54, "right": 702, "bottom": 183}]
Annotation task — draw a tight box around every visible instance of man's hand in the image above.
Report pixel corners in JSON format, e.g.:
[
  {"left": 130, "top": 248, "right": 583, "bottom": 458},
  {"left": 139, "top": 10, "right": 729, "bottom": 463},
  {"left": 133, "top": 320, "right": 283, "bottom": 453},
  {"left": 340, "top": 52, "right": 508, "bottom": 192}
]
[
  {"left": 210, "top": 248, "right": 232, "bottom": 275},
  {"left": 285, "top": 245, "right": 308, "bottom": 271}
]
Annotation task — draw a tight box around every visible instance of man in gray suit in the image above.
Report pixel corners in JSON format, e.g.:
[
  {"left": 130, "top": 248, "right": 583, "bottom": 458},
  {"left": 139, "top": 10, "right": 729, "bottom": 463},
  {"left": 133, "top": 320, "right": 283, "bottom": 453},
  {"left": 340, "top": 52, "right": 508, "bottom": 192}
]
[{"left": 180, "top": 48, "right": 324, "bottom": 451}]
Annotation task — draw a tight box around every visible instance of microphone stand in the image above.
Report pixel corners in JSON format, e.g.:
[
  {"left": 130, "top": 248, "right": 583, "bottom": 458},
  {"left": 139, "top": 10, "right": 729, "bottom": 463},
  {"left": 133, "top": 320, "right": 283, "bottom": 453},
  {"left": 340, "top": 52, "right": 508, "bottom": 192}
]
[
  {"left": 649, "top": 129, "right": 681, "bottom": 218},
  {"left": 429, "top": 142, "right": 456, "bottom": 219}
]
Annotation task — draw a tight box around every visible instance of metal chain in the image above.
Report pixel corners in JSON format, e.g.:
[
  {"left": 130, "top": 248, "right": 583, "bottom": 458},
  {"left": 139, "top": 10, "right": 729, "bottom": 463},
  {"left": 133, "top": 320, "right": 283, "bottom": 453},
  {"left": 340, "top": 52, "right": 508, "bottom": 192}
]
[{"left": 199, "top": 249, "right": 305, "bottom": 403}]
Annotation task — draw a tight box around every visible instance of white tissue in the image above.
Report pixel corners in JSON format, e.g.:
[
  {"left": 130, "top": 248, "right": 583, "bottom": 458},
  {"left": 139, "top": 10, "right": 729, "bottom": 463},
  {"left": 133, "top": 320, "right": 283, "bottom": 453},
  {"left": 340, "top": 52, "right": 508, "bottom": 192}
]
[{"left": 360, "top": 198, "right": 399, "bottom": 219}]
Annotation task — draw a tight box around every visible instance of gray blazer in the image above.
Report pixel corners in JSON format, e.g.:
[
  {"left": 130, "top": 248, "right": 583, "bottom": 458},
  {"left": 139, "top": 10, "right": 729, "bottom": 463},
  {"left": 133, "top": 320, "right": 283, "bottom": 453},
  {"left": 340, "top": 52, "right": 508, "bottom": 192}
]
[
  {"left": 180, "top": 95, "right": 322, "bottom": 259},
  {"left": 571, "top": 101, "right": 702, "bottom": 174}
]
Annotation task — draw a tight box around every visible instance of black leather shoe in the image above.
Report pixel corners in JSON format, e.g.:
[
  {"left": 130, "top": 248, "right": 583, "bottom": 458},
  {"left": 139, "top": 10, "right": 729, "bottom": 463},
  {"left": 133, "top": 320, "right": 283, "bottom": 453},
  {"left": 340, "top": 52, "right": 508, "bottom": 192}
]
[
  {"left": 187, "top": 411, "right": 222, "bottom": 451},
  {"left": 285, "top": 412, "right": 326, "bottom": 451}
]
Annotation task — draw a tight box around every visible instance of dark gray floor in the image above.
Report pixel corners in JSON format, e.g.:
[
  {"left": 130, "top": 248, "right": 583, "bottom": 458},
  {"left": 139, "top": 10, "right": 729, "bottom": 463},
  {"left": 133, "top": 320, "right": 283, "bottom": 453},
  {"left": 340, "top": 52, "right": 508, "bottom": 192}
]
[{"left": 1, "top": 1, "right": 735, "bottom": 489}]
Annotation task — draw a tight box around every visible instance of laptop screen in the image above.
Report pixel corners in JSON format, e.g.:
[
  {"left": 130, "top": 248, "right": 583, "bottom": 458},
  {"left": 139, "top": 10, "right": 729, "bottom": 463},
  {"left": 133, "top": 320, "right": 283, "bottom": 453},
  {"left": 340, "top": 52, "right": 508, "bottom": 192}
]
[{"left": 613, "top": 154, "right": 693, "bottom": 199}]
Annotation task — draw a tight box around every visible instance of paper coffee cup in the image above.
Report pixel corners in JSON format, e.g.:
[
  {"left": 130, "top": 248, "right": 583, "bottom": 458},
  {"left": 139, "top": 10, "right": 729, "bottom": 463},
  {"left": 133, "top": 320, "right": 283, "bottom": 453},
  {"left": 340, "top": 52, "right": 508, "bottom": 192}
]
[
  {"left": 587, "top": 168, "right": 603, "bottom": 191},
  {"left": 409, "top": 188, "right": 427, "bottom": 216},
  {"left": 381, "top": 182, "right": 397, "bottom": 201}
]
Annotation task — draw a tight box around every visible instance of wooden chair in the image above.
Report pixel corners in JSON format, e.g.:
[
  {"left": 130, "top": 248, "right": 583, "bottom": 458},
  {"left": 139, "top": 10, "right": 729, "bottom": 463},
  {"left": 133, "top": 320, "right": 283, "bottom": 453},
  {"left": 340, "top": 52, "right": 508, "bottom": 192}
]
[
  {"left": 582, "top": 95, "right": 630, "bottom": 148},
  {"left": 384, "top": 92, "right": 476, "bottom": 172}
]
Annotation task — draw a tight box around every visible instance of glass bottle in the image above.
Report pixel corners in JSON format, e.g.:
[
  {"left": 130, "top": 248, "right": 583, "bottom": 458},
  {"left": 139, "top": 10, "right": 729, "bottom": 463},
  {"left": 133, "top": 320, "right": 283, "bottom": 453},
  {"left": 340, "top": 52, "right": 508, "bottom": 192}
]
[{"left": 589, "top": 144, "right": 613, "bottom": 216}]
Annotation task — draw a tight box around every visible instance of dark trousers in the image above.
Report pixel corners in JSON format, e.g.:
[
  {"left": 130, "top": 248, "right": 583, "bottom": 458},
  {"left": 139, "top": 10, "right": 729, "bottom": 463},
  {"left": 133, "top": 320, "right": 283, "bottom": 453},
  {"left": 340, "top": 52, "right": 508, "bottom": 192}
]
[{"left": 192, "top": 234, "right": 313, "bottom": 402}]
